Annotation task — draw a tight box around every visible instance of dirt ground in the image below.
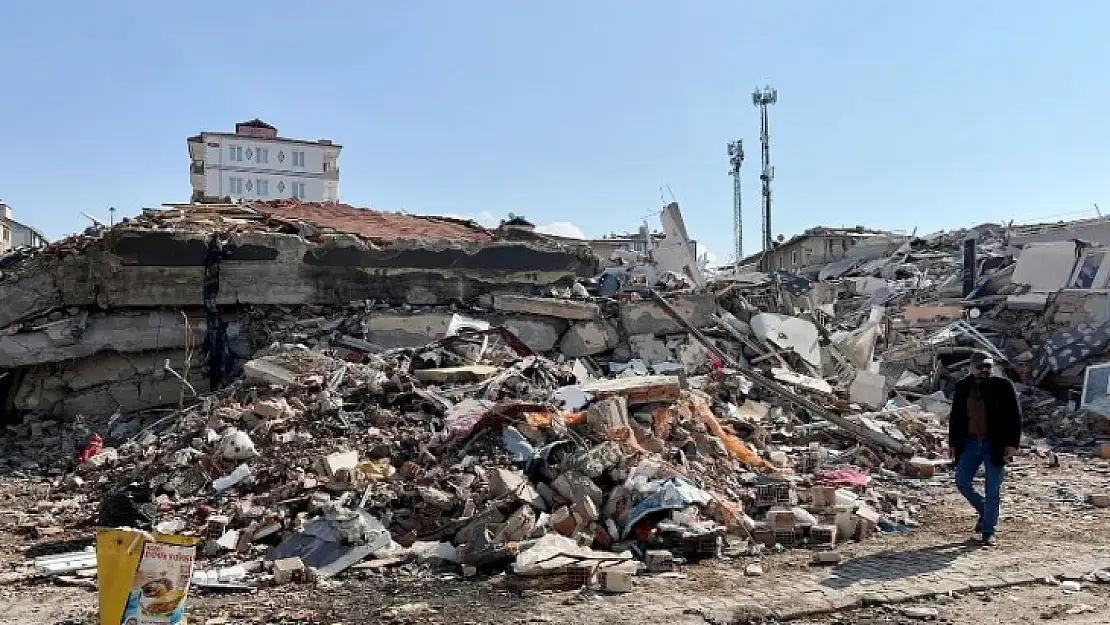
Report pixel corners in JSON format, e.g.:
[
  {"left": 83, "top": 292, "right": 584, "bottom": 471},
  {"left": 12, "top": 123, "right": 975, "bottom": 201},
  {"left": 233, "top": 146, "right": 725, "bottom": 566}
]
[
  {"left": 2, "top": 452, "right": 1110, "bottom": 625},
  {"left": 798, "top": 583, "right": 1110, "bottom": 625}
]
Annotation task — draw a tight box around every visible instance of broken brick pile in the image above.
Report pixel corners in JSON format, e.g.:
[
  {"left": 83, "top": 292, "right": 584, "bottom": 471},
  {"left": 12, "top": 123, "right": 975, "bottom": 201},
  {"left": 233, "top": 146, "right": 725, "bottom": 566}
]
[{"left": 10, "top": 205, "right": 1110, "bottom": 593}]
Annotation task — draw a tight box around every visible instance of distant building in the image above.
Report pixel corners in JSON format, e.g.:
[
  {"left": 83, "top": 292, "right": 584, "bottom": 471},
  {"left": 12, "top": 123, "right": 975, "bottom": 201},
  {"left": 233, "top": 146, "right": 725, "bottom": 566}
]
[
  {"left": 0, "top": 202, "right": 48, "bottom": 253},
  {"left": 497, "top": 214, "right": 536, "bottom": 234},
  {"left": 587, "top": 225, "right": 698, "bottom": 261},
  {"left": 187, "top": 119, "right": 341, "bottom": 204},
  {"left": 744, "top": 226, "right": 889, "bottom": 273}
]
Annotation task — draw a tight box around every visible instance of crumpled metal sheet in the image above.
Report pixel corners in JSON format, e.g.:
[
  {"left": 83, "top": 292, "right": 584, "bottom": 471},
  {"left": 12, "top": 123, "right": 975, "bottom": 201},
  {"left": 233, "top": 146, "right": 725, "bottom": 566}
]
[{"left": 269, "top": 507, "right": 392, "bottom": 577}]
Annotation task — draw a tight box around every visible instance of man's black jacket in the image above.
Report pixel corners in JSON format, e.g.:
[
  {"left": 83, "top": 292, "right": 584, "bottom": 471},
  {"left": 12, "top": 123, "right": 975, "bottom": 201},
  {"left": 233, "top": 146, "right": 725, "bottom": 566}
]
[{"left": 948, "top": 374, "right": 1022, "bottom": 466}]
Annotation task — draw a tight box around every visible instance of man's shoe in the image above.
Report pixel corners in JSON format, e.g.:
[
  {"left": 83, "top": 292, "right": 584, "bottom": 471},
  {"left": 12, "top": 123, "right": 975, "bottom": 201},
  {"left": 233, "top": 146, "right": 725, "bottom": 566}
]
[{"left": 982, "top": 534, "right": 998, "bottom": 547}]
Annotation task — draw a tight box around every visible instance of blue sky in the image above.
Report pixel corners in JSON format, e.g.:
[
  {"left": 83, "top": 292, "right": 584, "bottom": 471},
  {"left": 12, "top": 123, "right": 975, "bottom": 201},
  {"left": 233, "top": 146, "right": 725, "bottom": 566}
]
[{"left": 2, "top": 1, "right": 1109, "bottom": 264}]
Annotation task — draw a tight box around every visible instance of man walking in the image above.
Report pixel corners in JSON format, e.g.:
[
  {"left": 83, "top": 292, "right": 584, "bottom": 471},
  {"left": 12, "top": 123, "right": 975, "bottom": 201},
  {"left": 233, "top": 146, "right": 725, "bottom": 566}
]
[{"left": 948, "top": 351, "right": 1022, "bottom": 546}]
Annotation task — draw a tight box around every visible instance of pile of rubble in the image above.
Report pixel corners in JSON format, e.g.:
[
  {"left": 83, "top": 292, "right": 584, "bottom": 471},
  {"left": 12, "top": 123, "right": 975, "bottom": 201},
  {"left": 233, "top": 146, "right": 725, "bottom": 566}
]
[
  {"left": 4, "top": 290, "right": 942, "bottom": 590},
  {"left": 7, "top": 202, "right": 1110, "bottom": 593}
]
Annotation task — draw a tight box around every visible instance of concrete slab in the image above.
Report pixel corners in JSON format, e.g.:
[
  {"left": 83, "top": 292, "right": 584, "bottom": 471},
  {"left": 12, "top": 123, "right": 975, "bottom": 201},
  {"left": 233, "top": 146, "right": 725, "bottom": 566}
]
[
  {"left": 619, "top": 293, "right": 716, "bottom": 335},
  {"left": 492, "top": 294, "right": 599, "bottom": 320},
  {"left": 560, "top": 320, "right": 620, "bottom": 357},
  {"left": 0, "top": 311, "right": 215, "bottom": 368}
]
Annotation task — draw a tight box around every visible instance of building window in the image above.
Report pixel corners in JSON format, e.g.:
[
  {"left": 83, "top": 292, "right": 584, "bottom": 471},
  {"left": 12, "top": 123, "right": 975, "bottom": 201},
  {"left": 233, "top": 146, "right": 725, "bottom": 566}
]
[
  {"left": 292, "top": 182, "right": 307, "bottom": 199},
  {"left": 257, "top": 148, "right": 269, "bottom": 165},
  {"left": 228, "top": 145, "right": 243, "bottom": 162},
  {"left": 292, "top": 151, "right": 306, "bottom": 168},
  {"left": 229, "top": 177, "right": 244, "bottom": 195},
  {"left": 1070, "top": 251, "right": 1106, "bottom": 289},
  {"left": 791, "top": 250, "right": 798, "bottom": 266},
  {"left": 323, "top": 161, "right": 329, "bottom": 172},
  {"left": 257, "top": 179, "right": 269, "bottom": 196}
]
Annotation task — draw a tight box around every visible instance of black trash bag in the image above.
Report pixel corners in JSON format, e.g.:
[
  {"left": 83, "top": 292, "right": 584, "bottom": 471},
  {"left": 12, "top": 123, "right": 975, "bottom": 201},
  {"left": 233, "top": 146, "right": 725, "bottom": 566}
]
[{"left": 98, "top": 482, "right": 157, "bottom": 530}]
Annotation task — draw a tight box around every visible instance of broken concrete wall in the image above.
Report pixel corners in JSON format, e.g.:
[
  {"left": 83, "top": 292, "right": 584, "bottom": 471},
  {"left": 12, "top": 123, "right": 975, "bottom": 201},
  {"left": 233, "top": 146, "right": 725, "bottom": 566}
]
[
  {"left": 1048, "top": 290, "right": 1110, "bottom": 327},
  {"left": 14, "top": 349, "right": 208, "bottom": 417},
  {"left": 653, "top": 203, "right": 705, "bottom": 289},
  {"left": 1011, "top": 242, "right": 1078, "bottom": 292}
]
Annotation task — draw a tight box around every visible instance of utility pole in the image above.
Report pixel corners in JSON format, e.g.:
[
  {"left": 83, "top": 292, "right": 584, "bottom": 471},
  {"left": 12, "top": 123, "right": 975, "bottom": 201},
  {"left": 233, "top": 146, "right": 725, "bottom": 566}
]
[
  {"left": 752, "top": 86, "right": 777, "bottom": 251},
  {"left": 727, "top": 140, "right": 744, "bottom": 264}
]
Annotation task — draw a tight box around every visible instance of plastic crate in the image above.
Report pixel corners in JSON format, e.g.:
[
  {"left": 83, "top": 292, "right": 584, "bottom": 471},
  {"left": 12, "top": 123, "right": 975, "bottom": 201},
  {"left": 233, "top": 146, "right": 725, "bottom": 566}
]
[
  {"left": 681, "top": 534, "right": 720, "bottom": 558},
  {"left": 564, "top": 563, "right": 595, "bottom": 588},
  {"left": 773, "top": 528, "right": 797, "bottom": 548},
  {"left": 809, "top": 524, "right": 837, "bottom": 548},
  {"left": 754, "top": 482, "right": 795, "bottom": 508}
]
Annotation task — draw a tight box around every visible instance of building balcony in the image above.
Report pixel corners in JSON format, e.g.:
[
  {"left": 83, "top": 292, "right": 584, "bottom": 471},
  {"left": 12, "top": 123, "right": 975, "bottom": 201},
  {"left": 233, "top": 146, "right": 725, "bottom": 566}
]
[
  {"left": 191, "top": 163, "right": 205, "bottom": 175},
  {"left": 323, "top": 169, "right": 339, "bottom": 180}
]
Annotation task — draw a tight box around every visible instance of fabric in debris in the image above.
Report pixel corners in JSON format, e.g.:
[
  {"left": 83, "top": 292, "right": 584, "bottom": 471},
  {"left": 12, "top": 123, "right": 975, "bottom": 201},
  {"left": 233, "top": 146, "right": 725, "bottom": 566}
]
[
  {"left": 815, "top": 468, "right": 871, "bottom": 488},
  {"left": 773, "top": 271, "right": 815, "bottom": 296},
  {"left": 620, "top": 476, "right": 713, "bottom": 537},
  {"left": 1031, "top": 321, "right": 1110, "bottom": 382}
]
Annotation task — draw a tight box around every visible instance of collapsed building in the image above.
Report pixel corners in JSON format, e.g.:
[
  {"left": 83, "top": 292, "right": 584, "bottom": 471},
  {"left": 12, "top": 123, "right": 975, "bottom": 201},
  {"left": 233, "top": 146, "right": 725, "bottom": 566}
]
[
  {"left": 9, "top": 203, "right": 1110, "bottom": 593},
  {"left": 0, "top": 200, "right": 601, "bottom": 419}
]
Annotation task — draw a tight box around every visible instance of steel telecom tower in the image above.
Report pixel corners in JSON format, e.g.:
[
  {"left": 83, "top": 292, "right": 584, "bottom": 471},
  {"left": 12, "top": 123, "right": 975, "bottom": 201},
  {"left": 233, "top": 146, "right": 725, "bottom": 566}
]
[
  {"left": 727, "top": 140, "right": 744, "bottom": 263},
  {"left": 752, "top": 86, "right": 777, "bottom": 251}
]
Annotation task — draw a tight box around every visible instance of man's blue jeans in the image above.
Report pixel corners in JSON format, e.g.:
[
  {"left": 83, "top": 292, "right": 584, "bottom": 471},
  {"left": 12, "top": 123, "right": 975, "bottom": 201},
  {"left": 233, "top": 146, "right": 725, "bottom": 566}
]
[{"left": 954, "top": 438, "right": 1004, "bottom": 537}]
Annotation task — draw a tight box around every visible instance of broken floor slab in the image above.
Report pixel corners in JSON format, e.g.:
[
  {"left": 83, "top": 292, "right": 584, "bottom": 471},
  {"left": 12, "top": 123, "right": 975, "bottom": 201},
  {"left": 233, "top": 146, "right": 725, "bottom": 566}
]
[
  {"left": 363, "top": 313, "right": 453, "bottom": 349},
  {"left": 751, "top": 313, "right": 822, "bottom": 372},
  {"left": 849, "top": 370, "right": 888, "bottom": 409},
  {"left": 243, "top": 357, "right": 299, "bottom": 387},
  {"left": 491, "top": 294, "right": 600, "bottom": 321},
  {"left": 560, "top": 320, "right": 620, "bottom": 357},
  {"left": 0, "top": 311, "right": 231, "bottom": 368},
  {"left": 413, "top": 365, "right": 501, "bottom": 383},
  {"left": 628, "top": 333, "right": 673, "bottom": 365},
  {"left": 362, "top": 311, "right": 566, "bottom": 352},
  {"left": 498, "top": 316, "right": 568, "bottom": 352},
  {"left": 0, "top": 229, "right": 595, "bottom": 328},
  {"left": 619, "top": 292, "right": 716, "bottom": 335}
]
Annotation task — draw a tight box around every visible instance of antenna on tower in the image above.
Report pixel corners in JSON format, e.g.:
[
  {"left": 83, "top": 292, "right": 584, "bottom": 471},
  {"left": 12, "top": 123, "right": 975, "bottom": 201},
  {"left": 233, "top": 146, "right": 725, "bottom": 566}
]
[
  {"left": 727, "top": 140, "right": 744, "bottom": 264},
  {"left": 752, "top": 85, "right": 777, "bottom": 251}
]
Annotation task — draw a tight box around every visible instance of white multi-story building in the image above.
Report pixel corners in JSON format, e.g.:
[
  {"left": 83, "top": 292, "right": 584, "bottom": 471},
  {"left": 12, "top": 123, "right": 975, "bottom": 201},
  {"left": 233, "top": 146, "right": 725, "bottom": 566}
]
[
  {"left": 187, "top": 119, "right": 341, "bottom": 203},
  {"left": 0, "top": 202, "right": 48, "bottom": 253}
]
